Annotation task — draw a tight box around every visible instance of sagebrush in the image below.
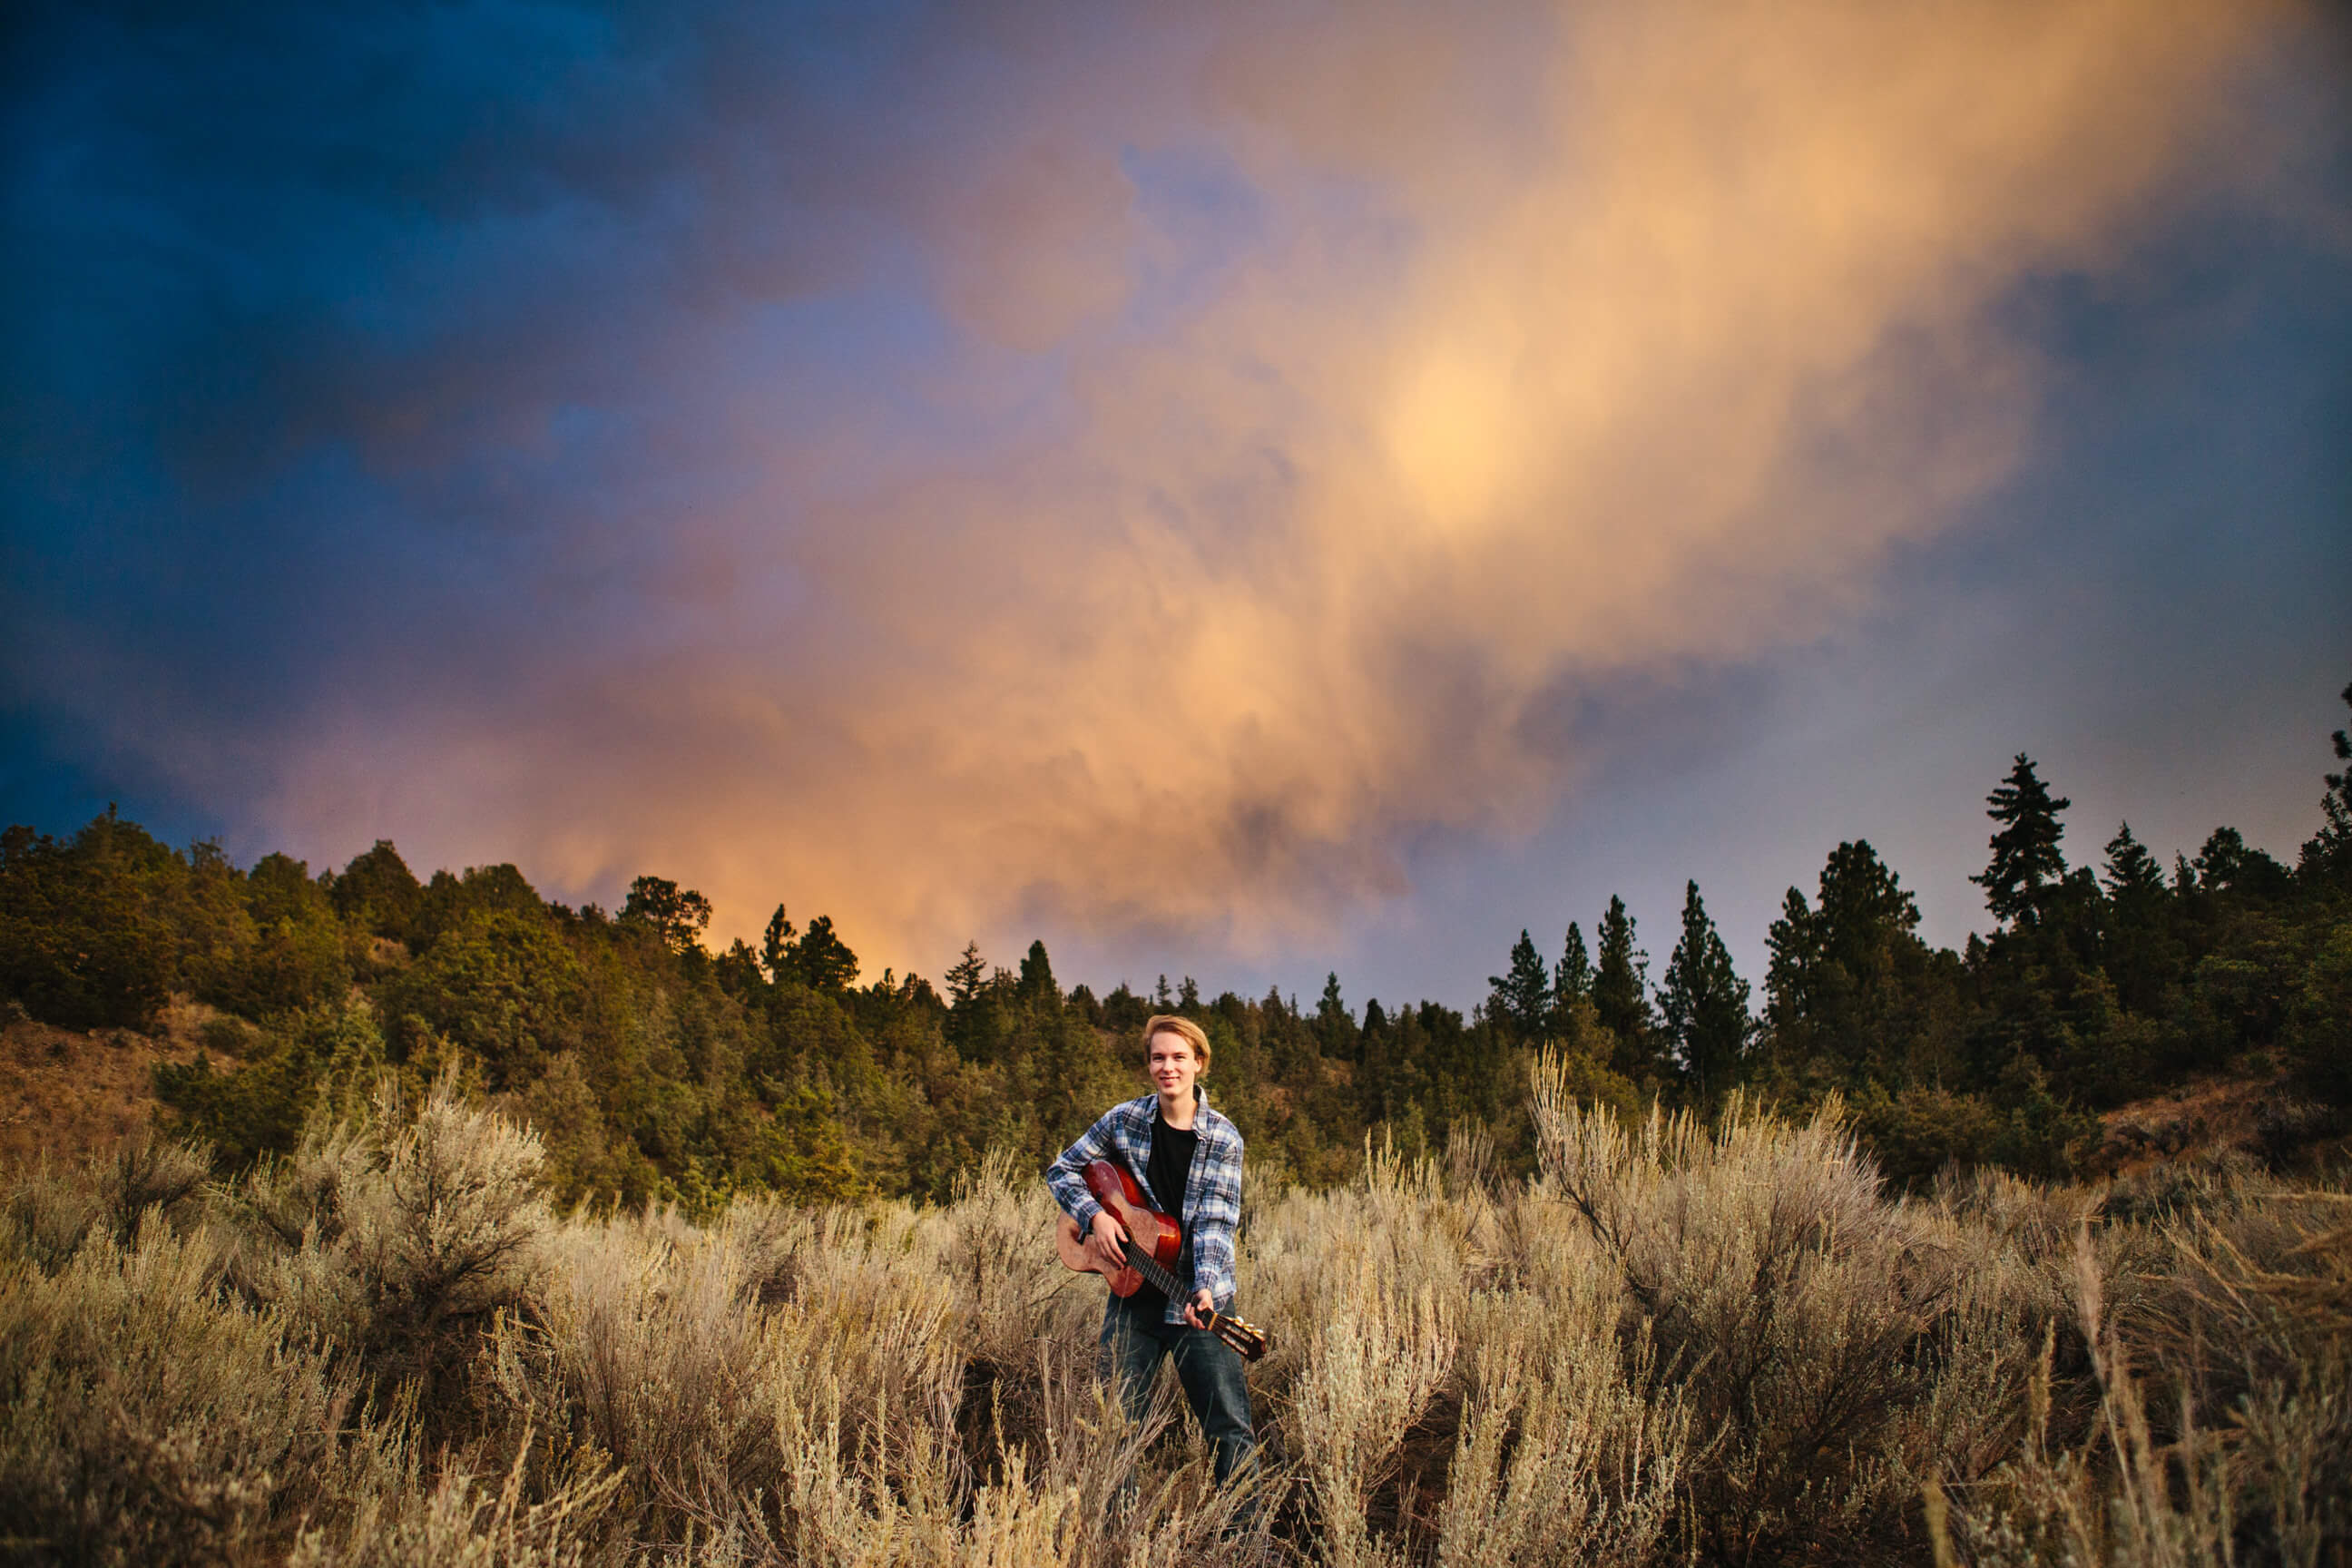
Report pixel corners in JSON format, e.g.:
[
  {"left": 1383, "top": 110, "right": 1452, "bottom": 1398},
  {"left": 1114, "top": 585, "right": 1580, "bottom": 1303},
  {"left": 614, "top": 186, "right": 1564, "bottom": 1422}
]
[{"left": 2, "top": 1064, "right": 2345, "bottom": 1565}]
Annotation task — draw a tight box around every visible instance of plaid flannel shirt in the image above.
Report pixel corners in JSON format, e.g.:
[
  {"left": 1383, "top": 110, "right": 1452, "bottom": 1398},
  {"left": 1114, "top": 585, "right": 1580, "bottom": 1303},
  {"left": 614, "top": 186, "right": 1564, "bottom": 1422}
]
[{"left": 1045, "top": 1088, "right": 1244, "bottom": 1324}]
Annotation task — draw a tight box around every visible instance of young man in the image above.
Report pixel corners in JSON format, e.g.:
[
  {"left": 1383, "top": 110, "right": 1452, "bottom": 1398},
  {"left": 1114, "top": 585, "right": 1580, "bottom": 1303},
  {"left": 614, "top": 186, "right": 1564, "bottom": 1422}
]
[{"left": 1044, "top": 1014, "right": 1257, "bottom": 1486}]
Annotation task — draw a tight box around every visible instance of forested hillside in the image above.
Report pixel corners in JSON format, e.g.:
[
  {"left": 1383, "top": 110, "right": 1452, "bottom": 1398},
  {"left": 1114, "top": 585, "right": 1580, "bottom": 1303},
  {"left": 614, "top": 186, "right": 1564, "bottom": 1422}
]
[{"left": 5, "top": 685, "right": 2347, "bottom": 1206}]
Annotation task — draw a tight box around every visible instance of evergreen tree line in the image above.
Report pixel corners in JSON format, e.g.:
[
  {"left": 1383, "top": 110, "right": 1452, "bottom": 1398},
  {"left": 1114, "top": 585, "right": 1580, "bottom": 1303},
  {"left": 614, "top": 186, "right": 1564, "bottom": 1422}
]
[{"left": 3, "top": 685, "right": 2347, "bottom": 1205}]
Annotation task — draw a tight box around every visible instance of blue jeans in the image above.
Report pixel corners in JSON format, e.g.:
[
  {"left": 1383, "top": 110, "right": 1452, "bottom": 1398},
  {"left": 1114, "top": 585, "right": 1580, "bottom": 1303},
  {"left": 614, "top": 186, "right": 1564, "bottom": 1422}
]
[{"left": 1099, "top": 1298, "right": 1259, "bottom": 1489}]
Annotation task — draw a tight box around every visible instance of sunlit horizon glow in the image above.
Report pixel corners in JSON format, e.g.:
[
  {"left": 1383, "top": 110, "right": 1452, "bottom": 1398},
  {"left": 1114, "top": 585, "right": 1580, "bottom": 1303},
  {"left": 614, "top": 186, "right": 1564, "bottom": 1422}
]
[{"left": 5, "top": 0, "right": 2347, "bottom": 996}]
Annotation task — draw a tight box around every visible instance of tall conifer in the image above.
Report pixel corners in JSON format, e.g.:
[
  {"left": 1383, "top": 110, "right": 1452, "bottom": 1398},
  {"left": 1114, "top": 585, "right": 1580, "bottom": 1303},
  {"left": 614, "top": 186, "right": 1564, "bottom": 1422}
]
[
  {"left": 1660, "top": 880, "right": 1750, "bottom": 1102},
  {"left": 1973, "top": 754, "right": 2070, "bottom": 927},
  {"left": 1554, "top": 922, "right": 1592, "bottom": 1021},
  {"left": 1488, "top": 929, "right": 1551, "bottom": 1040},
  {"left": 1592, "top": 896, "right": 1651, "bottom": 1054}
]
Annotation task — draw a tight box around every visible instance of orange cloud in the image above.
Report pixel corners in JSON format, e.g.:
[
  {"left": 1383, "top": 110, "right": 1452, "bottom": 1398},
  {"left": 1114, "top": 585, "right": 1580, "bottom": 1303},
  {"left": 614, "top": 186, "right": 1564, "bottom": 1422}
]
[{"left": 266, "top": 0, "right": 2305, "bottom": 976}]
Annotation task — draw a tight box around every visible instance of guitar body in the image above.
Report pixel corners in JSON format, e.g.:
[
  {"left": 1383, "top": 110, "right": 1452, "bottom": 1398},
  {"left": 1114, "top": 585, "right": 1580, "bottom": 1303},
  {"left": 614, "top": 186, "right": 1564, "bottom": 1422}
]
[
  {"left": 1054, "top": 1159, "right": 1181, "bottom": 1298},
  {"left": 1053, "top": 1158, "right": 1272, "bottom": 1360}
]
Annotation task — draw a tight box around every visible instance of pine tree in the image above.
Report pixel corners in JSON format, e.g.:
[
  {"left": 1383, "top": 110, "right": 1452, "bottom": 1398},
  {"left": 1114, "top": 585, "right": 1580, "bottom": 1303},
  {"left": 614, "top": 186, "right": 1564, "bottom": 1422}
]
[
  {"left": 762, "top": 906, "right": 799, "bottom": 982},
  {"left": 1659, "top": 880, "right": 1750, "bottom": 1103},
  {"left": 2102, "top": 822, "right": 2166, "bottom": 905},
  {"left": 620, "top": 875, "right": 713, "bottom": 955},
  {"left": 1488, "top": 929, "right": 1551, "bottom": 1040},
  {"left": 329, "top": 839, "right": 422, "bottom": 944},
  {"left": 2102, "top": 822, "right": 2175, "bottom": 1014},
  {"left": 1592, "top": 897, "right": 1650, "bottom": 1044},
  {"left": 1973, "top": 754, "right": 2071, "bottom": 927},
  {"left": 1761, "top": 841, "right": 1937, "bottom": 1089},
  {"left": 2301, "top": 681, "right": 2352, "bottom": 881},
  {"left": 1817, "top": 840, "right": 1918, "bottom": 951},
  {"left": 1017, "top": 939, "right": 1057, "bottom": 1004},
  {"left": 1317, "top": 973, "right": 1355, "bottom": 1057},
  {"left": 790, "top": 915, "right": 858, "bottom": 992},
  {"left": 946, "top": 941, "right": 986, "bottom": 1007},
  {"left": 1554, "top": 922, "right": 1592, "bottom": 1023}
]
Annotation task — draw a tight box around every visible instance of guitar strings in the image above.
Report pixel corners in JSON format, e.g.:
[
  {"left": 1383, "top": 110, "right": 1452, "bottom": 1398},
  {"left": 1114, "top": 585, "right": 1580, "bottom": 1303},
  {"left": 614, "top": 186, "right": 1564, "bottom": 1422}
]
[{"left": 1116, "top": 1238, "right": 1265, "bottom": 1356}]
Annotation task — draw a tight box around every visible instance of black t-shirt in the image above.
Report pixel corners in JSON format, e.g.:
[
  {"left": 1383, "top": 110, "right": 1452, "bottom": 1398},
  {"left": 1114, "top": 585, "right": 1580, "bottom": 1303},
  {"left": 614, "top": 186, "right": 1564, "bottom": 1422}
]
[{"left": 1124, "top": 1111, "right": 1199, "bottom": 1320}]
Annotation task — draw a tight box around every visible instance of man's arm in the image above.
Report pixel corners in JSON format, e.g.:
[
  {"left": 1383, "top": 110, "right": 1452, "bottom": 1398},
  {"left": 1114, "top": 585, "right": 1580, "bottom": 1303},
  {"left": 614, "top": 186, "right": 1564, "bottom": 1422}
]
[
  {"left": 1044, "top": 1106, "right": 1122, "bottom": 1233},
  {"left": 1186, "top": 1122, "right": 1245, "bottom": 1312}
]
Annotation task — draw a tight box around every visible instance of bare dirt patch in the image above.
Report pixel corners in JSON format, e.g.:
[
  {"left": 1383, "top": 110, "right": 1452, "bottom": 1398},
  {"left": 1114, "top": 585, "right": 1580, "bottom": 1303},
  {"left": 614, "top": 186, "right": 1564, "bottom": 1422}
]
[
  {"left": 2092, "top": 1064, "right": 2297, "bottom": 1177},
  {"left": 0, "top": 997, "right": 218, "bottom": 1170}
]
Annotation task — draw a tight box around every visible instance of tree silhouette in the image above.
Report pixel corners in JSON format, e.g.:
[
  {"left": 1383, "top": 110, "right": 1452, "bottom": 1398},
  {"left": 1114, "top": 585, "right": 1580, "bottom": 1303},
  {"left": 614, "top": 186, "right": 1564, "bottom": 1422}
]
[
  {"left": 1973, "top": 755, "right": 2070, "bottom": 927},
  {"left": 620, "top": 875, "right": 712, "bottom": 954},
  {"left": 2303, "top": 681, "right": 2352, "bottom": 882},
  {"left": 1592, "top": 896, "right": 1651, "bottom": 1046},
  {"left": 1553, "top": 922, "right": 1592, "bottom": 1024},
  {"left": 761, "top": 906, "right": 799, "bottom": 980},
  {"left": 1488, "top": 928, "right": 1551, "bottom": 1040},
  {"left": 1660, "top": 880, "right": 1749, "bottom": 1102},
  {"left": 789, "top": 915, "right": 859, "bottom": 992}
]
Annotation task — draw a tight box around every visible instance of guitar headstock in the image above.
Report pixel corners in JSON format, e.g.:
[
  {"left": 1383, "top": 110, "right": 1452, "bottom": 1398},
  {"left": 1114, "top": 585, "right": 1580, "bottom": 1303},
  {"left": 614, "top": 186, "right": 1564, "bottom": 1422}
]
[{"left": 1213, "top": 1311, "right": 1271, "bottom": 1362}]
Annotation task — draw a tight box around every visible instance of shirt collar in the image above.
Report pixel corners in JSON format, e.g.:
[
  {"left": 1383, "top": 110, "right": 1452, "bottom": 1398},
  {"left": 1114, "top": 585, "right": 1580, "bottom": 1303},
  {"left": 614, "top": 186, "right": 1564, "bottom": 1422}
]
[{"left": 1132, "top": 1083, "right": 1219, "bottom": 1125}]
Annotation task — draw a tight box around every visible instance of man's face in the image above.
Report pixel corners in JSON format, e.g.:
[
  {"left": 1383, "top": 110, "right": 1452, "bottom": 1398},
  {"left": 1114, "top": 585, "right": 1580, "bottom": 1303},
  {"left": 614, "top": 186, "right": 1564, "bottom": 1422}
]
[{"left": 1147, "top": 1030, "right": 1200, "bottom": 1099}]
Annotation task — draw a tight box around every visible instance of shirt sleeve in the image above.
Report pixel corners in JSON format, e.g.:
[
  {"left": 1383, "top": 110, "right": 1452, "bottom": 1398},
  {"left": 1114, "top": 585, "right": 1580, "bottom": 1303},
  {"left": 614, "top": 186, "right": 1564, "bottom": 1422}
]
[
  {"left": 1044, "top": 1107, "right": 1122, "bottom": 1233},
  {"left": 1187, "top": 1123, "right": 1245, "bottom": 1308}
]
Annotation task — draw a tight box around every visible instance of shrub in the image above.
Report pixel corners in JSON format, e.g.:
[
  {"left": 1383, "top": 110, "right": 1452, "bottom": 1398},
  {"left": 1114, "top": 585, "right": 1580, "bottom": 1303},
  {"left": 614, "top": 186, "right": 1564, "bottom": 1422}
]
[
  {"left": 3, "top": 1073, "right": 2345, "bottom": 1566},
  {"left": 0, "top": 1220, "right": 341, "bottom": 1564},
  {"left": 159, "top": 997, "right": 389, "bottom": 1169},
  {"left": 1434, "top": 1286, "right": 1685, "bottom": 1568},
  {"left": 236, "top": 1073, "right": 551, "bottom": 1421},
  {"left": 0, "top": 818, "right": 182, "bottom": 1030},
  {"left": 1534, "top": 1077, "right": 2016, "bottom": 1565},
  {"left": 286, "top": 1419, "right": 618, "bottom": 1568}
]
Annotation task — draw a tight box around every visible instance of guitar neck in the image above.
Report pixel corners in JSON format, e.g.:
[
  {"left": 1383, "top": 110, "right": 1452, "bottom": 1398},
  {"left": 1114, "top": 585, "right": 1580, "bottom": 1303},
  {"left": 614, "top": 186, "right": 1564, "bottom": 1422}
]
[
  {"left": 1118, "top": 1237, "right": 1188, "bottom": 1301},
  {"left": 1108, "top": 1236, "right": 1269, "bottom": 1361}
]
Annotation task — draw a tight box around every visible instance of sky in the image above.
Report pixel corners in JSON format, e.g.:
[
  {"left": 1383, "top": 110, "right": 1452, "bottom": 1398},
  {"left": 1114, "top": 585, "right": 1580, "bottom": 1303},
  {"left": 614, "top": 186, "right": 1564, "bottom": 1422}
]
[{"left": 5, "top": 0, "right": 2348, "bottom": 1013}]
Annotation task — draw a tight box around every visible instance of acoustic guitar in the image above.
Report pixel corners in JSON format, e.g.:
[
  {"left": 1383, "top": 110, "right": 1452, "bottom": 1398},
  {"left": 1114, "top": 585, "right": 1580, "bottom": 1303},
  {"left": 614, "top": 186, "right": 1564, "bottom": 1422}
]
[{"left": 1054, "top": 1158, "right": 1271, "bottom": 1361}]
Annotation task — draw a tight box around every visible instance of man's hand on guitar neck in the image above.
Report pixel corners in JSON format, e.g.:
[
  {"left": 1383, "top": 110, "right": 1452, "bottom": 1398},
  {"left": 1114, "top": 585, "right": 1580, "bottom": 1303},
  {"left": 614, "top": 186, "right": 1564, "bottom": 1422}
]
[
  {"left": 1088, "top": 1210, "right": 1130, "bottom": 1274},
  {"left": 1181, "top": 1289, "right": 1216, "bottom": 1330}
]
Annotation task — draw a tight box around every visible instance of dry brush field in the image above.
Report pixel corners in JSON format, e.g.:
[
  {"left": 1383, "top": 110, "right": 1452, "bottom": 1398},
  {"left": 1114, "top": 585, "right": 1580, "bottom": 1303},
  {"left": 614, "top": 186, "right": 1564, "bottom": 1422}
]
[{"left": 2, "top": 1055, "right": 2346, "bottom": 1567}]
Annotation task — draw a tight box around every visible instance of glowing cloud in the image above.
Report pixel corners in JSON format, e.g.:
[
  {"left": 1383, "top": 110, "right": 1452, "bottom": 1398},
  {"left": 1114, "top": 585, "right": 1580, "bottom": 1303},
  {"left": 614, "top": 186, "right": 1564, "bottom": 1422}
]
[{"left": 11, "top": 0, "right": 2317, "bottom": 974}]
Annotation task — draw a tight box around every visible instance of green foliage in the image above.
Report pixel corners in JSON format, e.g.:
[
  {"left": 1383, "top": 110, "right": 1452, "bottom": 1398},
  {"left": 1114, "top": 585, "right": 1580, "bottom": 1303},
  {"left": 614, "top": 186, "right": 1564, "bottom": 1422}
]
[
  {"left": 1016, "top": 938, "right": 1056, "bottom": 1003},
  {"left": 212, "top": 852, "right": 352, "bottom": 1016},
  {"left": 328, "top": 838, "right": 423, "bottom": 944},
  {"left": 1849, "top": 1075, "right": 2095, "bottom": 1191},
  {"left": 1764, "top": 841, "right": 1964, "bottom": 1094},
  {"left": 383, "top": 910, "right": 585, "bottom": 1090},
  {"left": 764, "top": 910, "right": 858, "bottom": 993},
  {"left": 158, "top": 998, "right": 390, "bottom": 1167},
  {"left": 410, "top": 862, "right": 544, "bottom": 952},
  {"left": 2100, "top": 822, "right": 2179, "bottom": 1014},
  {"left": 2286, "top": 920, "right": 2352, "bottom": 1105},
  {"left": 0, "top": 811, "right": 185, "bottom": 1028}
]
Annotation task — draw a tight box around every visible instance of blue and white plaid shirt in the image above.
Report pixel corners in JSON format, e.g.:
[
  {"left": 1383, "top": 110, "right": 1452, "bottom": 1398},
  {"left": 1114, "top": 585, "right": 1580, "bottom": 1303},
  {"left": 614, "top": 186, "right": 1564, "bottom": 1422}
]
[{"left": 1045, "top": 1088, "right": 1244, "bottom": 1324}]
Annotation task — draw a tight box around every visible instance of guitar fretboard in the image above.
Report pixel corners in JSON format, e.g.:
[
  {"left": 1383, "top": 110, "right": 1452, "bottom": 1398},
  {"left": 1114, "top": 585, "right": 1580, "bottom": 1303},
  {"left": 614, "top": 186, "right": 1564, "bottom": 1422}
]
[{"left": 1119, "top": 1238, "right": 1186, "bottom": 1300}]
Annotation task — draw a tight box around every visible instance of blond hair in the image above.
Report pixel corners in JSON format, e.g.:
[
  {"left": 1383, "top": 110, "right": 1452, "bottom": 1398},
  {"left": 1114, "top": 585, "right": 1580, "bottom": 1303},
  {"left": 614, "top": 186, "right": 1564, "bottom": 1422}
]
[{"left": 1142, "top": 1014, "right": 1211, "bottom": 1073}]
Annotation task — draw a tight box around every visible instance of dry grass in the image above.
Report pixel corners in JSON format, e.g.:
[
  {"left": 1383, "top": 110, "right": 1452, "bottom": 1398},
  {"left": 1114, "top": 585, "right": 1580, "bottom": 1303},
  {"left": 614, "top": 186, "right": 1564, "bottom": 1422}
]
[
  {"left": 1, "top": 1062, "right": 2345, "bottom": 1566},
  {"left": 0, "top": 1007, "right": 211, "bottom": 1170}
]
